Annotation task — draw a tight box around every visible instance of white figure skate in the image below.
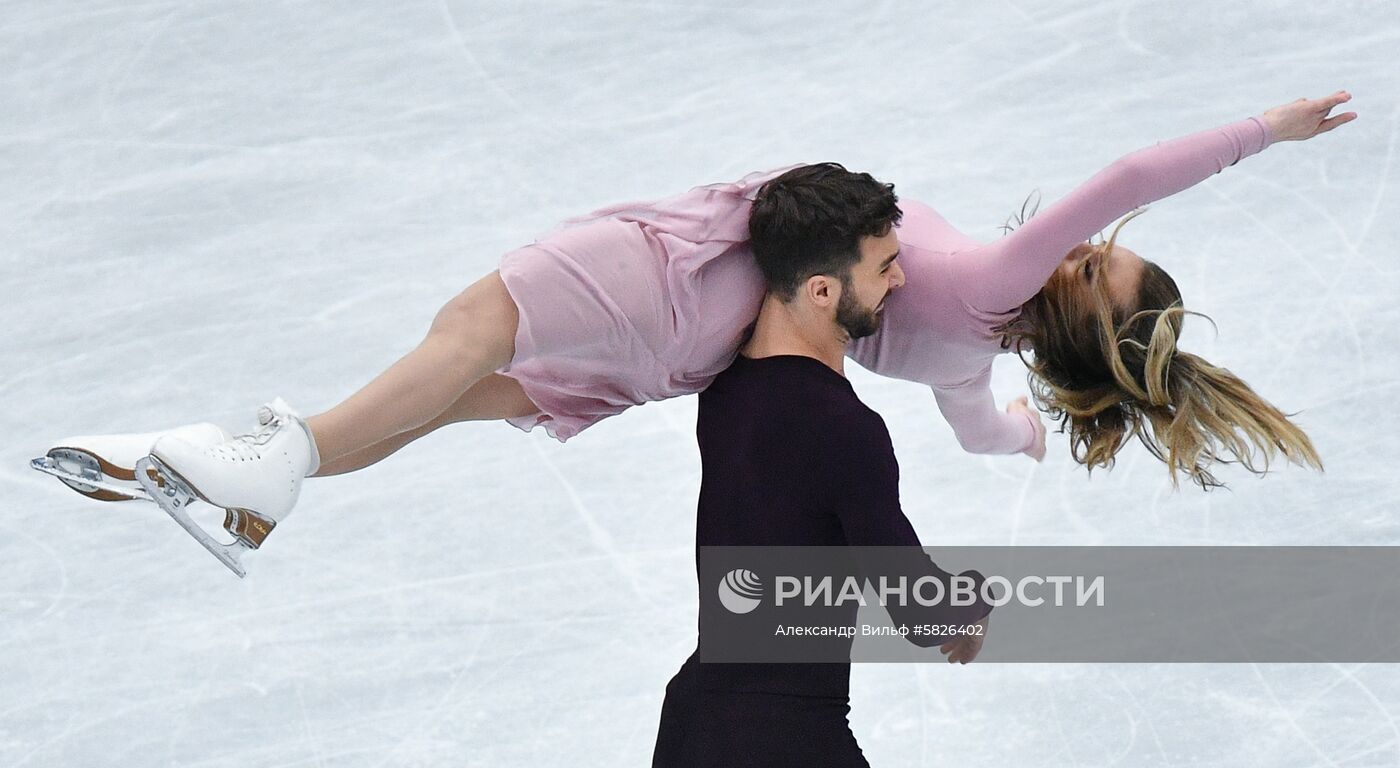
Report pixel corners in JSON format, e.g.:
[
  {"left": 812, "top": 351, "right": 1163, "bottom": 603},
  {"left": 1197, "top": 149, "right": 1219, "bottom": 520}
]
[
  {"left": 136, "top": 398, "right": 320, "bottom": 578},
  {"left": 31, "top": 423, "right": 232, "bottom": 502}
]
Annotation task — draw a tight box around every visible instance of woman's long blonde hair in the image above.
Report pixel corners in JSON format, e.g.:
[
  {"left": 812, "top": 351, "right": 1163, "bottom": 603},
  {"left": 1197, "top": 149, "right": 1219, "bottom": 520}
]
[{"left": 995, "top": 209, "right": 1322, "bottom": 489}]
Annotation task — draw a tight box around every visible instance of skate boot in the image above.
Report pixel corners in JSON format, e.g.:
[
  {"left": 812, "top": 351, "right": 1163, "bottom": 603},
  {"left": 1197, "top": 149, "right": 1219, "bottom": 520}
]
[
  {"left": 136, "top": 398, "right": 321, "bottom": 578},
  {"left": 31, "top": 423, "right": 232, "bottom": 502}
]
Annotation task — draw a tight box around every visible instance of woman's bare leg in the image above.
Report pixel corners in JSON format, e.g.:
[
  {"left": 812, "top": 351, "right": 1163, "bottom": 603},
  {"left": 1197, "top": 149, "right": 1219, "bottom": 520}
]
[
  {"left": 305, "top": 271, "right": 519, "bottom": 466},
  {"left": 313, "top": 374, "right": 540, "bottom": 477}
]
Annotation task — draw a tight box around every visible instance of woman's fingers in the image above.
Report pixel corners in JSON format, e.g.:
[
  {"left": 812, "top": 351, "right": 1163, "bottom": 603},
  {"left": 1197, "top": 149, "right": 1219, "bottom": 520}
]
[
  {"left": 1316, "top": 111, "right": 1358, "bottom": 135},
  {"left": 1316, "top": 96, "right": 1350, "bottom": 117},
  {"left": 1305, "top": 91, "right": 1349, "bottom": 111},
  {"left": 1308, "top": 93, "right": 1349, "bottom": 120},
  {"left": 1316, "top": 90, "right": 1350, "bottom": 108},
  {"left": 1264, "top": 90, "right": 1355, "bottom": 142}
]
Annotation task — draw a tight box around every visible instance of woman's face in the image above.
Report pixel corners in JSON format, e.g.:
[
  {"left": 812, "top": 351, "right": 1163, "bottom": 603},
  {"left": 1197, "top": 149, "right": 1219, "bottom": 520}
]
[{"left": 1057, "top": 241, "right": 1147, "bottom": 311}]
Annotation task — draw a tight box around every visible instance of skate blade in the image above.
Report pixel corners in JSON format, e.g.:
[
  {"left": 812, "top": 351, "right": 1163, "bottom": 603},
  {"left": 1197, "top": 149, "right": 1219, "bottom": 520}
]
[
  {"left": 135, "top": 456, "right": 251, "bottom": 579},
  {"left": 30, "top": 455, "right": 151, "bottom": 502}
]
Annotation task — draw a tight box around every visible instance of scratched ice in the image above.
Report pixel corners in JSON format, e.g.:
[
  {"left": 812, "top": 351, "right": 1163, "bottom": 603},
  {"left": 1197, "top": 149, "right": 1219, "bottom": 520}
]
[{"left": 2, "top": 1, "right": 1399, "bottom": 766}]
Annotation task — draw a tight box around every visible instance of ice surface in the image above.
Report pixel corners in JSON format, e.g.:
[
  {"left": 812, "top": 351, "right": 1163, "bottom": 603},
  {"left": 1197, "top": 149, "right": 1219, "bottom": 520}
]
[{"left": 2, "top": 1, "right": 1398, "bottom": 765}]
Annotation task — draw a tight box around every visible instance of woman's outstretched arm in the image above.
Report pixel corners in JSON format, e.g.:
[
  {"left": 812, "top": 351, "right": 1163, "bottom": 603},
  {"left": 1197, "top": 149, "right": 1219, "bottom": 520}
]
[{"left": 954, "top": 91, "right": 1355, "bottom": 315}]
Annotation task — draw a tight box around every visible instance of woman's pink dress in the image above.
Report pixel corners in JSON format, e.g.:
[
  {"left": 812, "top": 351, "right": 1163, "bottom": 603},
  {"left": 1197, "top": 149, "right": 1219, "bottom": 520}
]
[{"left": 497, "top": 116, "right": 1274, "bottom": 446}]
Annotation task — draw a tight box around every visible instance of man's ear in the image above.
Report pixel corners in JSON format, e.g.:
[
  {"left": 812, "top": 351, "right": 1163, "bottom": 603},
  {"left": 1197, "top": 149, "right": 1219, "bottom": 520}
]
[{"left": 804, "top": 274, "right": 837, "bottom": 309}]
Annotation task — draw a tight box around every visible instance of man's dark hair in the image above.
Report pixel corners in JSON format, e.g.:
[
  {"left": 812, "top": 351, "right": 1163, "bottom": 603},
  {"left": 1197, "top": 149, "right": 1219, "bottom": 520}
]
[{"left": 748, "top": 163, "right": 902, "bottom": 301}]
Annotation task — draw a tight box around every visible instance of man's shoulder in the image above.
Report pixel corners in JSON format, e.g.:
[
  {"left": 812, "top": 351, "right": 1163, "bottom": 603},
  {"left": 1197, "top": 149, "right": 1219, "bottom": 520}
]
[
  {"left": 776, "top": 376, "right": 892, "bottom": 450},
  {"left": 707, "top": 355, "right": 893, "bottom": 438},
  {"left": 828, "top": 396, "right": 893, "bottom": 447}
]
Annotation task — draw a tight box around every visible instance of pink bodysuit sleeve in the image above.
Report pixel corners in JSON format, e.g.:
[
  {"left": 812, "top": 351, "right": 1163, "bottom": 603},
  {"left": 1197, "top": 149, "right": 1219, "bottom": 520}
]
[
  {"left": 931, "top": 368, "right": 1041, "bottom": 456},
  {"left": 957, "top": 116, "right": 1275, "bottom": 314}
]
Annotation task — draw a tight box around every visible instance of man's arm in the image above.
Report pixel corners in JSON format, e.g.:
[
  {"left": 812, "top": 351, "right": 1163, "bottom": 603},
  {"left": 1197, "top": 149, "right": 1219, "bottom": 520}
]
[{"left": 826, "top": 409, "right": 994, "bottom": 648}]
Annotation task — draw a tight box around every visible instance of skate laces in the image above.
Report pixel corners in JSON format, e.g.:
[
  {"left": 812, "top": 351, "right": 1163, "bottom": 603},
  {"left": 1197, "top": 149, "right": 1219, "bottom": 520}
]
[{"left": 216, "top": 411, "right": 284, "bottom": 462}]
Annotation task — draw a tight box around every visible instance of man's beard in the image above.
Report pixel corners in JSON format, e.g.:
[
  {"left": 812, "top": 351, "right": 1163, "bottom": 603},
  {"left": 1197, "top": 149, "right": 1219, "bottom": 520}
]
[{"left": 836, "top": 276, "right": 885, "bottom": 340}]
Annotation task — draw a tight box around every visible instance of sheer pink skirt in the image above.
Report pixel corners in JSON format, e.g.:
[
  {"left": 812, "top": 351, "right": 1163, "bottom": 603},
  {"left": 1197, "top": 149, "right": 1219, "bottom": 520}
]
[{"left": 496, "top": 168, "right": 790, "bottom": 440}]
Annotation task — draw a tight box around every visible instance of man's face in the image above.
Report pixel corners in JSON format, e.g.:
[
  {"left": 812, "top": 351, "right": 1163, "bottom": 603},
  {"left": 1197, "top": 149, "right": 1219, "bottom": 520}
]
[{"left": 835, "top": 228, "right": 904, "bottom": 339}]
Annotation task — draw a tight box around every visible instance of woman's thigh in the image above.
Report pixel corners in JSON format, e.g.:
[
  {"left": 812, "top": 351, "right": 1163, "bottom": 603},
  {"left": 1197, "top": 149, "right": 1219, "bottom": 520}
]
[{"left": 499, "top": 218, "right": 671, "bottom": 365}]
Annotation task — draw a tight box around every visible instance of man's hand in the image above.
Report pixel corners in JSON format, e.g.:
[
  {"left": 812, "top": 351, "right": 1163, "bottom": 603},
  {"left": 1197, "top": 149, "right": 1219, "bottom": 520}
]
[
  {"left": 1262, "top": 91, "right": 1357, "bottom": 142},
  {"left": 939, "top": 616, "right": 989, "bottom": 665},
  {"left": 1007, "top": 396, "right": 1046, "bottom": 462}
]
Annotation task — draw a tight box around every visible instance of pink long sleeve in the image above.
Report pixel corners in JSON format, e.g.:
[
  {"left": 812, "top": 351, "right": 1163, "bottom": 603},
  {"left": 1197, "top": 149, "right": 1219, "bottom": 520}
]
[
  {"left": 850, "top": 116, "right": 1277, "bottom": 458},
  {"left": 953, "top": 116, "right": 1275, "bottom": 314},
  {"left": 931, "top": 368, "right": 1041, "bottom": 454}
]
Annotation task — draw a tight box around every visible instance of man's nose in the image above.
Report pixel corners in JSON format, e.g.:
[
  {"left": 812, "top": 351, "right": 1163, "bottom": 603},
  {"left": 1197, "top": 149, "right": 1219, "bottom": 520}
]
[{"left": 890, "top": 262, "right": 907, "bottom": 289}]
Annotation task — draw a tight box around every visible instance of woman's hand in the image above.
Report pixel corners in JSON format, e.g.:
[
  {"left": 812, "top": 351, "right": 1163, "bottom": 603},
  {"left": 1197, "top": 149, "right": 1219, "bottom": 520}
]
[
  {"left": 1007, "top": 396, "right": 1047, "bottom": 462},
  {"left": 1262, "top": 91, "right": 1357, "bottom": 142}
]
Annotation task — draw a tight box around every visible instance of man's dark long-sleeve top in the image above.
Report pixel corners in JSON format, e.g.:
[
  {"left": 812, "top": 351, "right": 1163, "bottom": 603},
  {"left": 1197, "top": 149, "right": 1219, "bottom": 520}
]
[{"left": 690, "top": 353, "right": 993, "bottom": 699}]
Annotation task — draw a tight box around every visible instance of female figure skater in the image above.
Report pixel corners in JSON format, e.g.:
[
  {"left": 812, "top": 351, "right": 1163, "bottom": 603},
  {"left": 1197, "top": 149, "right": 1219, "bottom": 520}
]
[{"left": 34, "top": 92, "right": 1352, "bottom": 574}]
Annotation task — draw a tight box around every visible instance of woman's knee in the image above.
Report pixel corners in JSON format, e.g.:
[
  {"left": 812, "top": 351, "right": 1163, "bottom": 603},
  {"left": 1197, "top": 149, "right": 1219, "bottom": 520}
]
[{"left": 427, "top": 271, "right": 519, "bottom": 369}]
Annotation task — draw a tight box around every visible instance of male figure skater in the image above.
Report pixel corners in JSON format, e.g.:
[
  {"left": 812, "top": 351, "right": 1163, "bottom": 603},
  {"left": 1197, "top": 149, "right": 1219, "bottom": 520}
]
[{"left": 651, "top": 165, "right": 994, "bottom": 767}]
